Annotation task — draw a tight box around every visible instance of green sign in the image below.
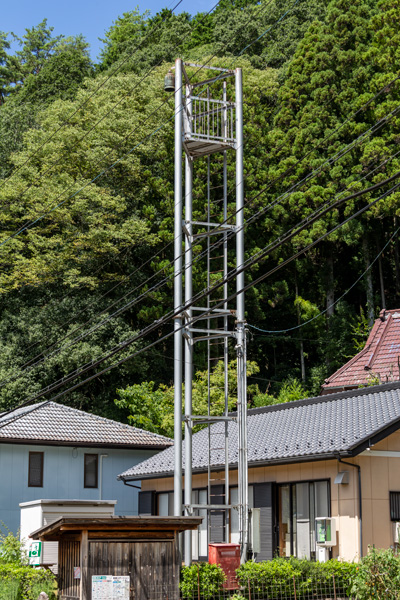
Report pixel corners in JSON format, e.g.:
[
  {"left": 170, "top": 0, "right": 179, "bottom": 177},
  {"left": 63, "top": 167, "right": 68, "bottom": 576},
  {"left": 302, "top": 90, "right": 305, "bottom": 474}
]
[{"left": 29, "top": 541, "right": 42, "bottom": 565}]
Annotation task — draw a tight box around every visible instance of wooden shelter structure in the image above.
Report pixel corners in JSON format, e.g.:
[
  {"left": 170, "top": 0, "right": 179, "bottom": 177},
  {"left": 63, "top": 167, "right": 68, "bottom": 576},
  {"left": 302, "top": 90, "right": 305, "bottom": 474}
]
[{"left": 31, "top": 516, "right": 202, "bottom": 600}]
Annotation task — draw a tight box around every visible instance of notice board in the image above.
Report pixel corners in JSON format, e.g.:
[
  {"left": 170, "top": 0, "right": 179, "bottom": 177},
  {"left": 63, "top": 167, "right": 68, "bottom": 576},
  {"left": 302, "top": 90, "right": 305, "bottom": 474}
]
[{"left": 92, "top": 575, "right": 130, "bottom": 599}]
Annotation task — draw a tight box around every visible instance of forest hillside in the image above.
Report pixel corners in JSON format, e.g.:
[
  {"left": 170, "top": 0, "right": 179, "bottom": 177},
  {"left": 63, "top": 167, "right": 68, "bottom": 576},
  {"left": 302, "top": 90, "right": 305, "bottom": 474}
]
[{"left": 0, "top": 0, "right": 399, "bottom": 432}]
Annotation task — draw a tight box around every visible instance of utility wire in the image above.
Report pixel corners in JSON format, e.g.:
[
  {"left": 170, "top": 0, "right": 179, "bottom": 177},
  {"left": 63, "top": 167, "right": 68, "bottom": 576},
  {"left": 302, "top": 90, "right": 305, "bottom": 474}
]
[
  {"left": 6, "top": 123, "right": 259, "bottom": 373},
  {"left": 0, "top": 0, "right": 300, "bottom": 367},
  {"left": 3, "top": 171, "right": 399, "bottom": 413},
  {"left": 0, "top": 0, "right": 185, "bottom": 188},
  {"left": 1, "top": 0, "right": 227, "bottom": 214},
  {"left": 13, "top": 178, "right": 400, "bottom": 412},
  {"left": 2, "top": 5, "right": 397, "bottom": 255},
  {"left": 248, "top": 225, "right": 400, "bottom": 334},
  {"left": 1, "top": 7, "right": 398, "bottom": 406},
  {"left": 0, "top": 0, "right": 285, "bottom": 250},
  {"left": 3, "top": 117, "right": 399, "bottom": 389}
]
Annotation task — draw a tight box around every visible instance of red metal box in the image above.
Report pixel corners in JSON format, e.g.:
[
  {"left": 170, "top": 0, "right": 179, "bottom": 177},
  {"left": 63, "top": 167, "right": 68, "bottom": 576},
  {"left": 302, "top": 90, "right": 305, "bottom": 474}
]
[{"left": 208, "top": 543, "right": 240, "bottom": 590}]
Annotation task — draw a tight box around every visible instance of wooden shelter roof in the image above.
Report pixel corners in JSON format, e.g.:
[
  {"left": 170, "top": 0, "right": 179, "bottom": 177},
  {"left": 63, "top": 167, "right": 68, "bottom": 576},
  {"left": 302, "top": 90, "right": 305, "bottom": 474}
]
[{"left": 30, "top": 516, "right": 203, "bottom": 541}]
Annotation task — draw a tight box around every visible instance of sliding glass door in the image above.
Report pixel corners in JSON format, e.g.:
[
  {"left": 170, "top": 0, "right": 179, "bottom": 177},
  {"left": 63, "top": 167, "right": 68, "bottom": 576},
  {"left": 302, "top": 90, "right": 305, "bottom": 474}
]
[{"left": 278, "top": 480, "right": 330, "bottom": 560}]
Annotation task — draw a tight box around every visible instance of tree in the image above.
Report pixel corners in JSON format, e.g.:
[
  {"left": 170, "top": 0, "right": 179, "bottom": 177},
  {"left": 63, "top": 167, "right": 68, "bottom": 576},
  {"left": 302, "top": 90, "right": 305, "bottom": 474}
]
[
  {"left": 98, "top": 9, "right": 150, "bottom": 70},
  {"left": 6, "top": 20, "right": 63, "bottom": 95},
  {"left": 98, "top": 9, "right": 192, "bottom": 74},
  {"left": 212, "top": 0, "right": 329, "bottom": 70},
  {"left": 115, "top": 360, "right": 260, "bottom": 437},
  {"left": 17, "top": 36, "right": 93, "bottom": 104},
  {"left": 0, "top": 31, "right": 11, "bottom": 104}
]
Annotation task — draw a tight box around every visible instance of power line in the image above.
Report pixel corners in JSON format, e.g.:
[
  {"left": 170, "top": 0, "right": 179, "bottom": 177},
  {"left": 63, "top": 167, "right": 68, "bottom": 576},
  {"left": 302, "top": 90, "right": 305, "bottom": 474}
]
[
  {"left": 1, "top": 0, "right": 226, "bottom": 215},
  {"left": 19, "top": 178, "right": 400, "bottom": 410},
  {"left": 248, "top": 224, "right": 400, "bottom": 334},
  {"left": 4, "top": 172, "right": 399, "bottom": 412},
  {"left": 3, "top": 11, "right": 400, "bottom": 410},
  {"left": 0, "top": 0, "right": 185, "bottom": 188},
  {"left": 3, "top": 118, "right": 399, "bottom": 390},
  {"left": 0, "top": 0, "right": 285, "bottom": 251},
  {"left": 3, "top": 0, "right": 304, "bottom": 376}
]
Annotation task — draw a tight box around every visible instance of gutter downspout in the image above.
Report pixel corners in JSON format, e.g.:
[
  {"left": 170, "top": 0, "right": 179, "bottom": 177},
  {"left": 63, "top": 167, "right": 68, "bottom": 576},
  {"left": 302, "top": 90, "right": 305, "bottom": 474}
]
[{"left": 338, "top": 457, "right": 363, "bottom": 558}]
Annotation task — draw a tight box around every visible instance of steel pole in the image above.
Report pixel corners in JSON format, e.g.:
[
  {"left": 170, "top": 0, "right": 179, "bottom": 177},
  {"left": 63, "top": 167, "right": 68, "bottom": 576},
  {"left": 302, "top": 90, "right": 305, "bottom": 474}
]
[
  {"left": 174, "top": 58, "right": 183, "bottom": 519},
  {"left": 184, "top": 81, "right": 193, "bottom": 564},
  {"left": 223, "top": 81, "right": 230, "bottom": 543},
  {"left": 235, "top": 67, "right": 248, "bottom": 563}
]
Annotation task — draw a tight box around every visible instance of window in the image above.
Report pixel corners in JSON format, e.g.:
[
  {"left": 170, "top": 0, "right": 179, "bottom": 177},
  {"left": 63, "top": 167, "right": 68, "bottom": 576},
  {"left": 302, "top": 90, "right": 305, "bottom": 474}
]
[
  {"left": 278, "top": 480, "right": 330, "bottom": 560},
  {"left": 139, "top": 491, "right": 156, "bottom": 515},
  {"left": 390, "top": 492, "right": 400, "bottom": 521},
  {"left": 156, "top": 488, "right": 209, "bottom": 560},
  {"left": 28, "top": 452, "right": 44, "bottom": 487},
  {"left": 84, "top": 454, "right": 98, "bottom": 488}
]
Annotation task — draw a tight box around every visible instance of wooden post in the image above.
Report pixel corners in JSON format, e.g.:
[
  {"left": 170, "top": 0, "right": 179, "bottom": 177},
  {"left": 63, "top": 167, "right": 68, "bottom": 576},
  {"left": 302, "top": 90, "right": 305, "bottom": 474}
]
[{"left": 80, "top": 530, "right": 89, "bottom": 600}]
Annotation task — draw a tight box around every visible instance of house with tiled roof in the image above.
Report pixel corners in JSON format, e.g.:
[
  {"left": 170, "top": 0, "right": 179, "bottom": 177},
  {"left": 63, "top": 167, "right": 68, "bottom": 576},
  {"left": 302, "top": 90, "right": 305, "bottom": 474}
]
[
  {"left": 0, "top": 401, "right": 172, "bottom": 534},
  {"left": 119, "top": 381, "right": 400, "bottom": 563},
  {"left": 322, "top": 308, "right": 400, "bottom": 394}
]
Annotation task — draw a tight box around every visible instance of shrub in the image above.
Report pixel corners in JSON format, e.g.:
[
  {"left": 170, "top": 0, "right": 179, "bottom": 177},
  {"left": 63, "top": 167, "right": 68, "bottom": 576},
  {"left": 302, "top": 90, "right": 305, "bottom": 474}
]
[
  {"left": 0, "top": 524, "right": 27, "bottom": 565},
  {"left": 351, "top": 546, "right": 400, "bottom": 600},
  {"left": 236, "top": 557, "right": 300, "bottom": 597},
  {"left": 180, "top": 562, "right": 226, "bottom": 599},
  {"left": 0, "top": 563, "right": 57, "bottom": 600},
  {"left": 236, "top": 557, "right": 357, "bottom": 599}
]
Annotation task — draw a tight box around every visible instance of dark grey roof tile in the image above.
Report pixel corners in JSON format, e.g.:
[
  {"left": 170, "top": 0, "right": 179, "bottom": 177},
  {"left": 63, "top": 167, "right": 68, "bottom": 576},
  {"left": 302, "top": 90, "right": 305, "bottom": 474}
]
[
  {"left": 119, "top": 381, "right": 400, "bottom": 479},
  {"left": 0, "top": 402, "right": 173, "bottom": 448}
]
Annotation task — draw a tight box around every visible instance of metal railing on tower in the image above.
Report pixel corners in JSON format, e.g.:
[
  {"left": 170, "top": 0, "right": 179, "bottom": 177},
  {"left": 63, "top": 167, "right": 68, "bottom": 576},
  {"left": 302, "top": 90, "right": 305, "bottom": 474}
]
[{"left": 168, "top": 59, "right": 248, "bottom": 565}]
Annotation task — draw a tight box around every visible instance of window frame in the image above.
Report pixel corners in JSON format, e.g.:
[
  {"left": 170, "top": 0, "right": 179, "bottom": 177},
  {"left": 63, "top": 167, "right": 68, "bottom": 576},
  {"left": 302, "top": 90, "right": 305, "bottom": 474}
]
[
  {"left": 84, "top": 453, "right": 98, "bottom": 489},
  {"left": 276, "top": 478, "right": 331, "bottom": 560},
  {"left": 28, "top": 451, "right": 44, "bottom": 488},
  {"left": 390, "top": 491, "right": 400, "bottom": 521}
]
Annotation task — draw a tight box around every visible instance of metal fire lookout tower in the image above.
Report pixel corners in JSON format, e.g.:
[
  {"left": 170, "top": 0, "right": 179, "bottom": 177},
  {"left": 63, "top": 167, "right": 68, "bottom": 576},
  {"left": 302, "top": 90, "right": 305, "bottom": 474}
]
[{"left": 168, "top": 59, "right": 248, "bottom": 564}]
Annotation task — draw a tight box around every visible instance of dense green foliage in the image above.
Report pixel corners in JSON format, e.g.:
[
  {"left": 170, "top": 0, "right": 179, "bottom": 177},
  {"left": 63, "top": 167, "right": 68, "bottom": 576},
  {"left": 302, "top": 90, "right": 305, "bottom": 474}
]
[
  {"left": 180, "top": 558, "right": 357, "bottom": 598},
  {"left": 180, "top": 562, "right": 226, "bottom": 598},
  {"left": 0, "top": 525, "right": 26, "bottom": 564},
  {"left": 116, "top": 360, "right": 260, "bottom": 436},
  {"left": 351, "top": 547, "right": 400, "bottom": 600},
  {"left": 0, "top": 0, "right": 399, "bottom": 425},
  {"left": 0, "top": 564, "right": 56, "bottom": 600},
  {"left": 236, "top": 557, "right": 357, "bottom": 597},
  {"left": 0, "top": 527, "right": 56, "bottom": 599}
]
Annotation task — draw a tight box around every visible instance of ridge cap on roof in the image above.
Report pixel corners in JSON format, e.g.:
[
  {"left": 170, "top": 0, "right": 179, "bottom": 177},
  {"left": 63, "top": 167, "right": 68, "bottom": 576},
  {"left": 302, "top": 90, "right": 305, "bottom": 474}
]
[
  {"left": 51, "top": 402, "right": 173, "bottom": 443},
  {"left": 323, "top": 345, "right": 371, "bottom": 385},
  {"left": 323, "top": 308, "right": 400, "bottom": 387},
  {"left": 45, "top": 401, "right": 173, "bottom": 442},
  {"left": 120, "top": 381, "right": 400, "bottom": 481},
  {"left": 0, "top": 401, "right": 173, "bottom": 445},
  {"left": 246, "top": 379, "right": 400, "bottom": 416},
  {"left": 363, "top": 313, "right": 393, "bottom": 371},
  {"left": 0, "top": 401, "right": 48, "bottom": 423}
]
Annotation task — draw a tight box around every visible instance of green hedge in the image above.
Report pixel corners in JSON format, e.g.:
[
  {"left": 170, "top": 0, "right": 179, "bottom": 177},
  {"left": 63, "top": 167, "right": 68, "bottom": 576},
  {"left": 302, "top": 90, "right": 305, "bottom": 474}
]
[
  {"left": 180, "top": 562, "right": 226, "bottom": 599},
  {"left": 0, "top": 564, "right": 56, "bottom": 600},
  {"left": 181, "top": 558, "right": 357, "bottom": 599},
  {"left": 236, "top": 558, "right": 357, "bottom": 598}
]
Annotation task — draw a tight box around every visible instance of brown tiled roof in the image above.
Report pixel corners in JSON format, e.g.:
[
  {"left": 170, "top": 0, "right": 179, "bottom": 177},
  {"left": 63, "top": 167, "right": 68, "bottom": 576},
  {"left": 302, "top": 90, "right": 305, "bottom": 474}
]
[
  {"left": 0, "top": 401, "right": 173, "bottom": 449},
  {"left": 323, "top": 309, "right": 400, "bottom": 392}
]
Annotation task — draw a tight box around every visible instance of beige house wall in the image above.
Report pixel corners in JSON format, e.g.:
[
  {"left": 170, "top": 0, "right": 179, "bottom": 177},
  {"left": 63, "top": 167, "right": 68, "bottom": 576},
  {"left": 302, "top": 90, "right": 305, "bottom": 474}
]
[{"left": 140, "top": 429, "right": 400, "bottom": 562}]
